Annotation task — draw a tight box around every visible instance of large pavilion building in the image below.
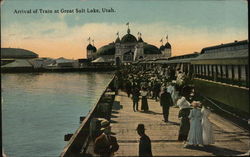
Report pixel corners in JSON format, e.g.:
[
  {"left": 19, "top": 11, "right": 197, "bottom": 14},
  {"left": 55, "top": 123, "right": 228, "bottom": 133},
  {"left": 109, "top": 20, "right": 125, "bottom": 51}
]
[{"left": 86, "top": 26, "right": 172, "bottom": 65}]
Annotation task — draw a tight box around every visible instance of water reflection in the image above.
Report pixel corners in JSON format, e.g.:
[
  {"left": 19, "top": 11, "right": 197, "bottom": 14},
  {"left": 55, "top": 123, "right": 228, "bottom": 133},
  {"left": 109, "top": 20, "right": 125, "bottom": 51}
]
[{"left": 1, "top": 72, "right": 114, "bottom": 157}]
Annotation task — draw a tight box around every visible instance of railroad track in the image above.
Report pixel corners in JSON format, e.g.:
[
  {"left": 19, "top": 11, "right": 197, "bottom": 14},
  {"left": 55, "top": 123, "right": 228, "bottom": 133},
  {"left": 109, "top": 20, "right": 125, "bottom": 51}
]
[{"left": 201, "top": 95, "right": 249, "bottom": 132}]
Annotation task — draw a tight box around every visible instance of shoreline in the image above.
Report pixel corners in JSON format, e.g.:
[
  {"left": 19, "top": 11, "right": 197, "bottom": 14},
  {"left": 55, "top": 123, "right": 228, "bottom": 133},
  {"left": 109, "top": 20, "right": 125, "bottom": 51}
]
[{"left": 1, "top": 66, "right": 117, "bottom": 73}]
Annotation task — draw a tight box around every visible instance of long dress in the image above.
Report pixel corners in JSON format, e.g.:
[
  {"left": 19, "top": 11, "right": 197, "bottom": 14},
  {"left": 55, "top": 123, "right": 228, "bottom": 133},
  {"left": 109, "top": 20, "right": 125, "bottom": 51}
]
[
  {"left": 201, "top": 107, "right": 215, "bottom": 145},
  {"left": 140, "top": 90, "right": 149, "bottom": 111},
  {"left": 187, "top": 108, "right": 203, "bottom": 145},
  {"left": 178, "top": 107, "right": 192, "bottom": 141}
]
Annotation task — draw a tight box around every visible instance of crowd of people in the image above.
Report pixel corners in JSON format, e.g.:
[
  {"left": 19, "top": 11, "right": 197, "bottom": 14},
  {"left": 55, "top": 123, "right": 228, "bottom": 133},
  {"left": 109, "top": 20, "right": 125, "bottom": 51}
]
[
  {"left": 94, "top": 64, "right": 215, "bottom": 156},
  {"left": 114, "top": 64, "right": 188, "bottom": 109}
]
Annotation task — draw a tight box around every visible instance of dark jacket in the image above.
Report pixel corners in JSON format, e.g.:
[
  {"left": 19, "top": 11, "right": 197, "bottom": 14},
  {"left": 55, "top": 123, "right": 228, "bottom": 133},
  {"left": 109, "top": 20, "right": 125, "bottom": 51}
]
[
  {"left": 139, "top": 134, "right": 153, "bottom": 157},
  {"left": 160, "top": 91, "right": 173, "bottom": 107},
  {"left": 94, "top": 133, "right": 119, "bottom": 157},
  {"left": 132, "top": 88, "right": 140, "bottom": 102}
]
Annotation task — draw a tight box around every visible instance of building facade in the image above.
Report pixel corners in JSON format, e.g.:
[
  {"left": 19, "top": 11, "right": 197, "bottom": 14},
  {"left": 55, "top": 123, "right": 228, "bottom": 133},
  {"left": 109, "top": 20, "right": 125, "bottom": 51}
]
[{"left": 86, "top": 27, "right": 172, "bottom": 65}]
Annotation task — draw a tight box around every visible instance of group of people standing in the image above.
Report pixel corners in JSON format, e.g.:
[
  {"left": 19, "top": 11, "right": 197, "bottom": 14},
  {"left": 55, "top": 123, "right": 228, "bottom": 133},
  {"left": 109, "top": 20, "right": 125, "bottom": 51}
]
[
  {"left": 114, "top": 65, "right": 184, "bottom": 113},
  {"left": 177, "top": 89, "right": 215, "bottom": 148},
  {"left": 116, "top": 64, "right": 215, "bottom": 147},
  {"left": 94, "top": 64, "right": 215, "bottom": 157}
]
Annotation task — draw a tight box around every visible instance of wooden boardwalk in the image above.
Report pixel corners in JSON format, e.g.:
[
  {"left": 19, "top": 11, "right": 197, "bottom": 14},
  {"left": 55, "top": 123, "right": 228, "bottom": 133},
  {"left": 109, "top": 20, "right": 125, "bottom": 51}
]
[{"left": 110, "top": 91, "right": 249, "bottom": 156}]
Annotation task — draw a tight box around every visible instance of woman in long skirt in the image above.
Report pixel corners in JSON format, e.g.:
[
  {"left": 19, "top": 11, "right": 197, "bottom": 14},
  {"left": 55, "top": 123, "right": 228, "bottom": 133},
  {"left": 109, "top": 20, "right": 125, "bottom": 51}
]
[
  {"left": 201, "top": 106, "right": 215, "bottom": 145},
  {"left": 185, "top": 101, "right": 203, "bottom": 147},
  {"left": 140, "top": 87, "right": 149, "bottom": 112},
  {"left": 178, "top": 107, "right": 192, "bottom": 142}
]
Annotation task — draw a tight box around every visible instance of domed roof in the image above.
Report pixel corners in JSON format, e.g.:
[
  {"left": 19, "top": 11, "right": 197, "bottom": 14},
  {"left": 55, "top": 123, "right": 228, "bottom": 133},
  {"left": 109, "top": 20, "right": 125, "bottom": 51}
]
[
  {"left": 159, "top": 45, "right": 165, "bottom": 51},
  {"left": 115, "top": 37, "right": 121, "bottom": 43},
  {"left": 87, "top": 44, "right": 94, "bottom": 50},
  {"left": 138, "top": 37, "right": 144, "bottom": 43},
  {"left": 121, "top": 34, "right": 137, "bottom": 43},
  {"left": 1, "top": 48, "right": 38, "bottom": 59},
  {"left": 165, "top": 42, "right": 171, "bottom": 49},
  {"left": 92, "top": 46, "right": 97, "bottom": 52},
  {"left": 144, "top": 44, "right": 161, "bottom": 54},
  {"left": 96, "top": 43, "right": 115, "bottom": 55}
]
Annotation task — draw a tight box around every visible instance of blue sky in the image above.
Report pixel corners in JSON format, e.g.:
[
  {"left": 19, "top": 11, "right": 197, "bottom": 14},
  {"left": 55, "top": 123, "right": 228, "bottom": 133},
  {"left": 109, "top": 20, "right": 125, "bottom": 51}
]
[{"left": 1, "top": 0, "right": 248, "bottom": 58}]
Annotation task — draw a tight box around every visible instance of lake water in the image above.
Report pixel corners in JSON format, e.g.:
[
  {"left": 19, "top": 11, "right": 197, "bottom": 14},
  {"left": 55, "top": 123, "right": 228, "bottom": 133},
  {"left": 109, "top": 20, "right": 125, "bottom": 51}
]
[{"left": 1, "top": 72, "right": 114, "bottom": 157}]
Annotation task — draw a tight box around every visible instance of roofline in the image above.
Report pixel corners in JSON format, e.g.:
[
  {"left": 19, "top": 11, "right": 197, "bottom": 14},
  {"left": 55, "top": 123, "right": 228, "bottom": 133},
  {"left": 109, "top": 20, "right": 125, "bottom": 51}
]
[{"left": 201, "top": 40, "right": 248, "bottom": 53}]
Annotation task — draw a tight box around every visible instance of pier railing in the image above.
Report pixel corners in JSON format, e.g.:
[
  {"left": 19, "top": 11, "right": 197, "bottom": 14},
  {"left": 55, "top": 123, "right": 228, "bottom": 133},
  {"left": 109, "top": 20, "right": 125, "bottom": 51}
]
[{"left": 59, "top": 75, "right": 116, "bottom": 157}]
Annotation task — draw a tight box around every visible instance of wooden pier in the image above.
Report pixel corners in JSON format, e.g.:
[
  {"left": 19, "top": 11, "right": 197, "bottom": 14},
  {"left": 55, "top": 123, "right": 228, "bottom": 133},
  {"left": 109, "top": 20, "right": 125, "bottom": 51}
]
[{"left": 106, "top": 91, "right": 249, "bottom": 156}]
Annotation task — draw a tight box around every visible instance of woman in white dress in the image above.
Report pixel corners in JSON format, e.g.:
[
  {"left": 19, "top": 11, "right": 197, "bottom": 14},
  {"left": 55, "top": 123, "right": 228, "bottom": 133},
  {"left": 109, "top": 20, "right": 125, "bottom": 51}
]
[
  {"left": 201, "top": 106, "right": 215, "bottom": 145},
  {"left": 186, "top": 101, "right": 203, "bottom": 147}
]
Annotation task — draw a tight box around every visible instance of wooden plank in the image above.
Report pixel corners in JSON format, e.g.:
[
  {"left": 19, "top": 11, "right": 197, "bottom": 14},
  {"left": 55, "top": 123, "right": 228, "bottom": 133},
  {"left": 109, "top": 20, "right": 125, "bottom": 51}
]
[{"left": 110, "top": 91, "right": 249, "bottom": 156}]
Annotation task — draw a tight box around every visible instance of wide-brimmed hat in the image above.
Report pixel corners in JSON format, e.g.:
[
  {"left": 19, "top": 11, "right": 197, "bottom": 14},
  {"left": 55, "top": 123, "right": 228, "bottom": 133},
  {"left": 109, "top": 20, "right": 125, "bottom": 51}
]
[{"left": 136, "top": 124, "right": 145, "bottom": 131}]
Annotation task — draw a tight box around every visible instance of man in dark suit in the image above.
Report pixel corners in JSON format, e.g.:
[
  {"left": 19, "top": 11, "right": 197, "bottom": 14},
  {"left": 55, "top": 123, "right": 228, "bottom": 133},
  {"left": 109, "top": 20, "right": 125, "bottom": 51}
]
[
  {"left": 132, "top": 86, "right": 140, "bottom": 112},
  {"left": 136, "top": 124, "right": 153, "bottom": 157},
  {"left": 160, "top": 88, "right": 174, "bottom": 122},
  {"left": 94, "top": 120, "right": 119, "bottom": 157}
]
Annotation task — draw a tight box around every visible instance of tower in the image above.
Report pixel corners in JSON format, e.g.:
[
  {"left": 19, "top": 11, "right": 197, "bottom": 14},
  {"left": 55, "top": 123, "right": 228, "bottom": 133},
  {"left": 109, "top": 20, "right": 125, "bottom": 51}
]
[
  {"left": 164, "top": 35, "right": 172, "bottom": 58},
  {"left": 135, "top": 32, "right": 144, "bottom": 60},
  {"left": 86, "top": 37, "right": 97, "bottom": 60}
]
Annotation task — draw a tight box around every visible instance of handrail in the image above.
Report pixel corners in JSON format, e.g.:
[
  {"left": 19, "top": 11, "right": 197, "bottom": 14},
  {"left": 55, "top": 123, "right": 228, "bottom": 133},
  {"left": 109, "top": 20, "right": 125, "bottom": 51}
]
[{"left": 59, "top": 75, "right": 115, "bottom": 157}]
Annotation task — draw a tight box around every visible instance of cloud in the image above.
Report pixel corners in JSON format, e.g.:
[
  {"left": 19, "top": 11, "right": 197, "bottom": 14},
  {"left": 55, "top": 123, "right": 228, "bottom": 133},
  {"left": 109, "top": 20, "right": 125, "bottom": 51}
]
[
  {"left": 41, "top": 29, "right": 56, "bottom": 35},
  {"left": 23, "top": 36, "right": 32, "bottom": 39},
  {"left": 1, "top": 20, "right": 248, "bottom": 59}
]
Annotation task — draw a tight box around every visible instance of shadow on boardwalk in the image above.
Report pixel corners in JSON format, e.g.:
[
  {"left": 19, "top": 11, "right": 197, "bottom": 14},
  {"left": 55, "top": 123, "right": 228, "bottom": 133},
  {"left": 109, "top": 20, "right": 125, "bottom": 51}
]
[
  {"left": 140, "top": 110, "right": 162, "bottom": 115},
  {"left": 185, "top": 145, "right": 245, "bottom": 156},
  {"left": 113, "top": 100, "right": 123, "bottom": 110}
]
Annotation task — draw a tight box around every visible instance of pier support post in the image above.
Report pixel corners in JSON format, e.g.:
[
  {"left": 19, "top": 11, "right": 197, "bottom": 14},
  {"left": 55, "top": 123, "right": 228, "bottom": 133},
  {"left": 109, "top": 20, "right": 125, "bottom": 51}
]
[{"left": 64, "top": 134, "right": 73, "bottom": 141}]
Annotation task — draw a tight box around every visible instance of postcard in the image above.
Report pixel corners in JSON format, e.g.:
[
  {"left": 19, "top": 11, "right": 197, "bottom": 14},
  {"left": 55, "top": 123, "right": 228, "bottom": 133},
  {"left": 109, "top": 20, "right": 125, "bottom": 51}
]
[{"left": 1, "top": 0, "right": 249, "bottom": 157}]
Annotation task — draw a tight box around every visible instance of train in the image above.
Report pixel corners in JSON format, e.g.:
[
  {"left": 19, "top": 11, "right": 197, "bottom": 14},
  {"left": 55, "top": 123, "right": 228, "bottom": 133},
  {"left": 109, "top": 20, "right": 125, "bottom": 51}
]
[{"left": 138, "top": 40, "right": 249, "bottom": 117}]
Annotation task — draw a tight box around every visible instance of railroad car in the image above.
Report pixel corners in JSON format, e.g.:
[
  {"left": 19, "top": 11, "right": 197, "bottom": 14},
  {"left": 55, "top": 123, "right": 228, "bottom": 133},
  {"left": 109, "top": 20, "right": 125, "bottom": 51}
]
[
  {"left": 142, "top": 40, "right": 249, "bottom": 117},
  {"left": 191, "top": 40, "right": 249, "bottom": 116}
]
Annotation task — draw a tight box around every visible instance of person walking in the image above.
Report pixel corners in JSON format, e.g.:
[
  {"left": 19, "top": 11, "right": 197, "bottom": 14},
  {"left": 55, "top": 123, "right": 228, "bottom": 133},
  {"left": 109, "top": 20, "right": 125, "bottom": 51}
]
[
  {"left": 132, "top": 86, "right": 140, "bottom": 112},
  {"left": 185, "top": 101, "right": 203, "bottom": 147},
  {"left": 178, "top": 107, "right": 192, "bottom": 143},
  {"left": 201, "top": 105, "right": 215, "bottom": 145},
  {"left": 160, "top": 88, "right": 174, "bottom": 122},
  {"left": 140, "top": 87, "right": 149, "bottom": 112},
  {"left": 125, "top": 79, "right": 132, "bottom": 97},
  {"left": 94, "top": 120, "right": 119, "bottom": 157},
  {"left": 136, "top": 124, "right": 153, "bottom": 157}
]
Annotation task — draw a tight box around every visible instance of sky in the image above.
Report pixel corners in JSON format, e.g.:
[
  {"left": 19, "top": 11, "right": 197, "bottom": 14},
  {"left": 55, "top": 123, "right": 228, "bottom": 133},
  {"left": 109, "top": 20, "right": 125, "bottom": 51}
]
[{"left": 1, "top": 0, "right": 248, "bottom": 59}]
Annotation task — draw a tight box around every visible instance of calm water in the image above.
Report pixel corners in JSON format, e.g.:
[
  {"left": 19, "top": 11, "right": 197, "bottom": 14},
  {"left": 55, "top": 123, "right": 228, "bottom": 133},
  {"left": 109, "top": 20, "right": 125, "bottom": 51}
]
[{"left": 1, "top": 72, "right": 114, "bottom": 157}]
